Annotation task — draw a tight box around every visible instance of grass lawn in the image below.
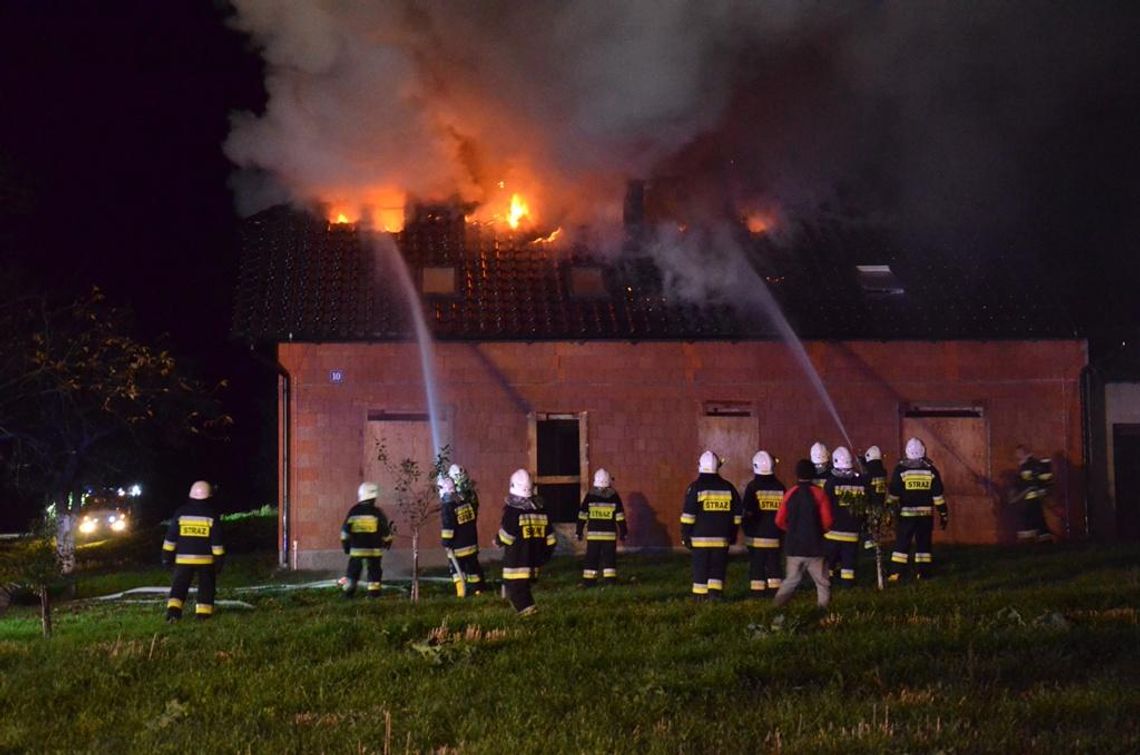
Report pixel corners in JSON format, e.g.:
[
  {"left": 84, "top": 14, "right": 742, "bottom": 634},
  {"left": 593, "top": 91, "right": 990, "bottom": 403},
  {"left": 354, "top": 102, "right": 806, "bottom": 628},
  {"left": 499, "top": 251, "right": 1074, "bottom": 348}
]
[{"left": 1, "top": 543, "right": 1138, "bottom": 753}]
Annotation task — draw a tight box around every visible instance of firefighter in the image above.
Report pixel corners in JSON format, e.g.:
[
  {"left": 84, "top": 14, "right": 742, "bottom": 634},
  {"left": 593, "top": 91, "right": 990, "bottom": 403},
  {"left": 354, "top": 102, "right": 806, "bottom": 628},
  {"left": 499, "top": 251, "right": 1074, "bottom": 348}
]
[
  {"left": 162, "top": 480, "right": 225, "bottom": 622},
  {"left": 448, "top": 463, "right": 480, "bottom": 515},
  {"left": 862, "top": 446, "right": 889, "bottom": 508},
  {"left": 823, "top": 447, "right": 870, "bottom": 586},
  {"left": 439, "top": 474, "right": 485, "bottom": 597},
  {"left": 740, "top": 450, "right": 786, "bottom": 596},
  {"left": 1014, "top": 446, "right": 1055, "bottom": 542},
  {"left": 497, "top": 469, "right": 556, "bottom": 615},
  {"left": 886, "top": 437, "right": 948, "bottom": 581},
  {"left": 680, "top": 450, "right": 741, "bottom": 601},
  {"left": 810, "top": 442, "right": 831, "bottom": 487},
  {"left": 340, "top": 482, "right": 394, "bottom": 599},
  {"left": 577, "top": 468, "right": 627, "bottom": 586},
  {"left": 772, "top": 460, "right": 834, "bottom": 609}
]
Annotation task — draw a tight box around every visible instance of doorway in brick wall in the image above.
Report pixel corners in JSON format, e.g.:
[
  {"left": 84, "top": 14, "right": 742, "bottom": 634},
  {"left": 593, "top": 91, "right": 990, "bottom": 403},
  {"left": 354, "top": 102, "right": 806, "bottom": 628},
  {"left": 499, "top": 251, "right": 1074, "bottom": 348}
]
[
  {"left": 901, "top": 406, "right": 994, "bottom": 543},
  {"left": 698, "top": 402, "right": 758, "bottom": 489},
  {"left": 528, "top": 412, "right": 588, "bottom": 524},
  {"left": 363, "top": 411, "right": 452, "bottom": 542},
  {"left": 1112, "top": 424, "right": 1140, "bottom": 540}
]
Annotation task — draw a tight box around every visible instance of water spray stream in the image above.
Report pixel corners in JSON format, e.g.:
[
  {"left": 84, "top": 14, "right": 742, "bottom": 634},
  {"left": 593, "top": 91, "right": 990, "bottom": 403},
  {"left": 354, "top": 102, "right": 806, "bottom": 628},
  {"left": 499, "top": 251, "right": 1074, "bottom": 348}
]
[
  {"left": 369, "top": 233, "right": 444, "bottom": 457},
  {"left": 745, "top": 265, "right": 854, "bottom": 452}
]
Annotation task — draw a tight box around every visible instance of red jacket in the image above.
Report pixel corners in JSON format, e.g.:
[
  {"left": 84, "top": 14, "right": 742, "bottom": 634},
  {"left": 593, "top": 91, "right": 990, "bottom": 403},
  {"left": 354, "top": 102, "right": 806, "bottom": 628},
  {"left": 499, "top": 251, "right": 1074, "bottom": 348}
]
[{"left": 775, "top": 483, "right": 834, "bottom": 557}]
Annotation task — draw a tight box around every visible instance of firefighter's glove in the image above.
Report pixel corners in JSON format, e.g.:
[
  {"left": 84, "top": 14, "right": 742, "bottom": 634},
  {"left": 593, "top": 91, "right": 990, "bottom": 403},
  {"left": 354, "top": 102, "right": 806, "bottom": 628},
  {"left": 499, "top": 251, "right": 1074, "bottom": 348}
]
[
  {"left": 682, "top": 536, "right": 692, "bottom": 550},
  {"left": 214, "top": 557, "right": 225, "bottom": 575},
  {"left": 161, "top": 556, "right": 173, "bottom": 570},
  {"left": 575, "top": 530, "right": 583, "bottom": 542},
  {"left": 938, "top": 512, "right": 949, "bottom": 531}
]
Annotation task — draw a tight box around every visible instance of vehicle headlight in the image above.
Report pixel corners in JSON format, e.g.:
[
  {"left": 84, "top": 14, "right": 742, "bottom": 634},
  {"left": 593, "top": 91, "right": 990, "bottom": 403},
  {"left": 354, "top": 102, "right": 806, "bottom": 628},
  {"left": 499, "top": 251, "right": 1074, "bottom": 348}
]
[
  {"left": 110, "top": 519, "right": 128, "bottom": 532},
  {"left": 79, "top": 519, "right": 97, "bottom": 534}
]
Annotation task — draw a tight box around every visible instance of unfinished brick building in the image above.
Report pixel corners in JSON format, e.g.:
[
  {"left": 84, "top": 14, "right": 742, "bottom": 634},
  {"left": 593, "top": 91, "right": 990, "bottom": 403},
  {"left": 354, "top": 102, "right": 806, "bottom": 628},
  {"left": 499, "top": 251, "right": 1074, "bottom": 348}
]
[{"left": 234, "top": 204, "right": 1085, "bottom": 571}]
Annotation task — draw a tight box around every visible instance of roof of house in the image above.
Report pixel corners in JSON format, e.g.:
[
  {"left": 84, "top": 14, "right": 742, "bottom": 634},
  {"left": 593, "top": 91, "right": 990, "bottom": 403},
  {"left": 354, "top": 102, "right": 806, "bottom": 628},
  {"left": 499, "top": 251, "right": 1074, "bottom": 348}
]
[{"left": 232, "top": 204, "right": 1078, "bottom": 344}]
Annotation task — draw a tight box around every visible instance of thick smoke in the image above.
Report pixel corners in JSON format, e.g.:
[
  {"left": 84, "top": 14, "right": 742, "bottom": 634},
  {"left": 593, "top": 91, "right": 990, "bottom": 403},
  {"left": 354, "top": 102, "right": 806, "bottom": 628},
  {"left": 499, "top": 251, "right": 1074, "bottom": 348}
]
[{"left": 225, "top": 0, "right": 1140, "bottom": 299}]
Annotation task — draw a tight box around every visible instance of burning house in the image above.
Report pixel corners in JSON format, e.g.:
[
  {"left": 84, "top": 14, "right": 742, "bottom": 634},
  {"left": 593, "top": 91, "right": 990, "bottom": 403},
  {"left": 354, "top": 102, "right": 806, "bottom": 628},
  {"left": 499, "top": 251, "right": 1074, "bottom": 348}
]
[{"left": 234, "top": 190, "right": 1086, "bottom": 571}]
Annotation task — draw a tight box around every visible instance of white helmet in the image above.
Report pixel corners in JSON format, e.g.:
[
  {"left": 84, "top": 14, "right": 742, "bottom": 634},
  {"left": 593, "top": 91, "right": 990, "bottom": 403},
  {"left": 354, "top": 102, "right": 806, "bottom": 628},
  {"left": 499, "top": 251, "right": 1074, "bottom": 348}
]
[
  {"left": 592, "top": 468, "right": 612, "bottom": 489},
  {"left": 437, "top": 475, "right": 456, "bottom": 496},
  {"left": 905, "top": 437, "right": 926, "bottom": 461},
  {"left": 448, "top": 463, "right": 466, "bottom": 484},
  {"left": 509, "top": 468, "right": 533, "bottom": 498},
  {"left": 698, "top": 450, "right": 719, "bottom": 474},
  {"left": 865, "top": 445, "right": 882, "bottom": 462},
  {"left": 188, "top": 481, "right": 212, "bottom": 500},
  {"left": 810, "top": 442, "right": 829, "bottom": 465},
  {"left": 752, "top": 451, "right": 773, "bottom": 475},
  {"left": 832, "top": 447, "right": 853, "bottom": 471},
  {"left": 357, "top": 482, "right": 379, "bottom": 502}
]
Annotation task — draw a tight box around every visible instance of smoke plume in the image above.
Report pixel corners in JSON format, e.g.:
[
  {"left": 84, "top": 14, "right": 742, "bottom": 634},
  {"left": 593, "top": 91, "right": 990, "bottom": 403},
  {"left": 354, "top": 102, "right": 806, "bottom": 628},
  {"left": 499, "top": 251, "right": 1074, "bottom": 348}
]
[{"left": 225, "top": 1, "right": 1140, "bottom": 277}]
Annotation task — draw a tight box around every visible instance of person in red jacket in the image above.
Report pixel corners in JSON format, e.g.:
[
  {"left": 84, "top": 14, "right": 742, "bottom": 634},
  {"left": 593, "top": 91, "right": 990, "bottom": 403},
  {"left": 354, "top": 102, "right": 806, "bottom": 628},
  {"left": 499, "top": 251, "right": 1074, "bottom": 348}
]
[{"left": 772, "top": 459, "right": 835, "bottom": 609}]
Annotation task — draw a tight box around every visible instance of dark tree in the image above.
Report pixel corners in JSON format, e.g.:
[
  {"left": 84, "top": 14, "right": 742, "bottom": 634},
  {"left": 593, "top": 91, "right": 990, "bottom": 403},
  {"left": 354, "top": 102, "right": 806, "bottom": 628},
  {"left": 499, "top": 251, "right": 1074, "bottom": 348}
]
[{"left": 0, "top": 286, "right": 229, "bottom": 570}]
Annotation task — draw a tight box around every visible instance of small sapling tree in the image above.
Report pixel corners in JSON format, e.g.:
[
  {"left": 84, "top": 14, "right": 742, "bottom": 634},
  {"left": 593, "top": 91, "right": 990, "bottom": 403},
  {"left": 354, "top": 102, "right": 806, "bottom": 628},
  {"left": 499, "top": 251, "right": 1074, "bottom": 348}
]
[
  {"left": 846, "top": 487, "right": 893, "bottom": 590},
  {"left": 375, "top": 441, "right": 451, "bottom": 602}
]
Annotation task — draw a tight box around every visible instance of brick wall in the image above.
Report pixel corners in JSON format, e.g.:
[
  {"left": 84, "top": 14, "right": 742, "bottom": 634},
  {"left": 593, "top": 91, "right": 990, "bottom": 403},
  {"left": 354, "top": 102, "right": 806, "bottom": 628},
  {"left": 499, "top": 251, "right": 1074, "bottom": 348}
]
[{"left": 279, "top": 339, "right": 1086, "bottom": 568}]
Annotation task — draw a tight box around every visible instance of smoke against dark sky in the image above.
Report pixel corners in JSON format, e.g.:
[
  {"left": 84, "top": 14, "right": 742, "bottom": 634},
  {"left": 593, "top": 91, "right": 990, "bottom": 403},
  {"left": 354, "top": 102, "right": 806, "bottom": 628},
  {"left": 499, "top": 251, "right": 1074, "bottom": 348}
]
[{"left": 225, "top": 0, "right": 1140, "bottom": 262}]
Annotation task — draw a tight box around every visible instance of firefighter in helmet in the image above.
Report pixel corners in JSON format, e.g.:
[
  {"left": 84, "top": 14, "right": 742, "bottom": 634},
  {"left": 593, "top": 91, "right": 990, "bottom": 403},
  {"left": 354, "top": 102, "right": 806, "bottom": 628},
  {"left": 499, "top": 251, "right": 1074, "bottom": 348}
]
[
  {"left": 810, "top": 442, "right": 831, "bottom": 488},
  {"left": 1013, "top": 446, "right": 1055, "bottom": 543},
  {"left": 740, "top": 450, "right": 786, "bottom": 596},
  {"left": 163, "top": 480, "right": 225, "bottom": 621},
  {"left": 823, "top": 447, "right": 870, "bottom": 586},
  {"left": 577, "top": 468, "right": 627, "bottom": 586},
  {"left": 439, "top": 474, "right": 485, "bottom": 597},
  {"left": 448, "top": 463, "right": 480, "bottom": 515},
  {"left": 680, "top": 450, "right": 741, "bottom": 600},
  {"left": 497, "top": 469, "right": 555, "bottom": 615},
  {"left": 340, "top": 482, "right": 394, "bottom": 598},
  {"left": 886, "top": 438, "right": 948, "bottom": 581}
]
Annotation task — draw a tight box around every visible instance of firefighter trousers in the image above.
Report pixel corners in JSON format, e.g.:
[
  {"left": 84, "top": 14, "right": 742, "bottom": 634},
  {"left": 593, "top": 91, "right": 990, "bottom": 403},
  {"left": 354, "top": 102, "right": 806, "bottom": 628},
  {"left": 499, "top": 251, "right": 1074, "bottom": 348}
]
[
  {"left": 448, "top": 553, "right": 486, "bottom": 595},
  {"left": 345, "top": 556, "right": 383, "bottom": 597},
  {"left": 1019, "top": 499, "right": 1052, "bottom": 541},
  {"left": 690, "top": 547, "right": 729, "bottom": 597},
  {"left": 167, "top": 564, "right": 216, "bottom": 618},
  {"left": 504, "top": 579, "right": 535, "bottom": 613},
  {"left": 582, "top": 540, "right": 618, "bottom": 582},
  {"left": 825, "top": 538, "right": 860, "bottom": 584},
  {"left": 891, "top": 517, "right": 934, "bottom": 577},
  {"left": 746, "top": 546, "right": 783, "bottom": 591}
]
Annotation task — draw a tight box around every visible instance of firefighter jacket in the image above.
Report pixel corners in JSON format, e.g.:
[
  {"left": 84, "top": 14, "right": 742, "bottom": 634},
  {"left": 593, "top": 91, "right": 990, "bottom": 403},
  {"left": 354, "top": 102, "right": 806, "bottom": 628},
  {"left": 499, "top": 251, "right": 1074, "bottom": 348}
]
[
  {"left": 863, "top": 458, "right": 888, "bottom": 506},
  {"left": 576, "top": 488, "right": 627, "bottom": 541},
  {"left": 812, "top": 463, "right": 831, "bottom": 489},
  {"left": 456, "top": 478, "right": 480, "bottom": 515},
  {"left": 740, "top": 474, "right": 786, "bottom": 547},
  {"left": 440, "top": 493, "right": 479, "bottom": 558},
  {"left": 340, "top": 499, "right": 394, "bottom": 557},
  {"left": 886, "top": 460, "right": 948, "bottom": 521},
  {"left": 776, "top": 483, "right": 834, "bottom": 557},
  {"left": 1016, "top": 455, "right": 1054, "bottom": 503},
  {"left": 162, "top": 498, "right": 225, "bottom": 567},
  {"left": 497, "top": 495, "right": 555, "bottom": 580},
  {"left": 680, "top": 473, "right": 742, "bottom": 548},
  {"left": 823, "top": 470, "right": 870, "bottom": 543}
]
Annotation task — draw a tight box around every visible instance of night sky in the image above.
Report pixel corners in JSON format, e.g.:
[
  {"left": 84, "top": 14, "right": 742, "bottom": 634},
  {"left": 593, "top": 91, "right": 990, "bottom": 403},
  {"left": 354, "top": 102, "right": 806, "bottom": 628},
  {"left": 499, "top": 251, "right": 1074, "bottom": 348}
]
[{"left": 2, "top": 2, "right": 1139, "bottom": 514}]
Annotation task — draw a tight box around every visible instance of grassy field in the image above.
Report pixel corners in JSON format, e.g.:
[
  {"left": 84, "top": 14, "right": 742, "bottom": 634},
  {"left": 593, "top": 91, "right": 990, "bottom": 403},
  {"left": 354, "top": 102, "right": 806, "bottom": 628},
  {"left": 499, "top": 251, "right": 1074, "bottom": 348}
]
[{"left": 1, "top": 542, "right": 1138, "bottom": 753}]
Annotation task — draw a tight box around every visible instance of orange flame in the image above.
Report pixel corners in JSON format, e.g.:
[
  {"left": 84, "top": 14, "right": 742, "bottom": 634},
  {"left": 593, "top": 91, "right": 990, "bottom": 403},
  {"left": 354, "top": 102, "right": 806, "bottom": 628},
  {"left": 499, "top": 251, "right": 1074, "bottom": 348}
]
[
  {"left": 530, "top": 227, "right": 563, "bottom": 245},
  {"left": 507, "top": 193, "right": 530, "bottom": 229},
  {"left": 335, "top": 213, "right": 350, "bottom": 224},
  {"left": 745, "top": 211, "right": 773, "bottom": 235}
]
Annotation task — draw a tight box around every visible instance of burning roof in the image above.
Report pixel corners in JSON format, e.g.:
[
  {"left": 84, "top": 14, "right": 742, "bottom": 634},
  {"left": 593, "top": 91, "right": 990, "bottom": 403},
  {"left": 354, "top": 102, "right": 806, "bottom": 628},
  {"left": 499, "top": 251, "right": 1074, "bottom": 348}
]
[{"left": 232, "top": 204, "right": 1075, "bottom": 344}]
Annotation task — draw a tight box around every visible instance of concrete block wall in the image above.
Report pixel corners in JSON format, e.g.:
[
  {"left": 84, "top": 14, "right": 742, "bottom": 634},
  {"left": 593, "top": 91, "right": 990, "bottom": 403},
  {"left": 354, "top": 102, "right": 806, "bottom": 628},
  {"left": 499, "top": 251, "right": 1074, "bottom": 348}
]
[{"left": 279, "top": 339, "right": 1086, "bottom": 568}]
